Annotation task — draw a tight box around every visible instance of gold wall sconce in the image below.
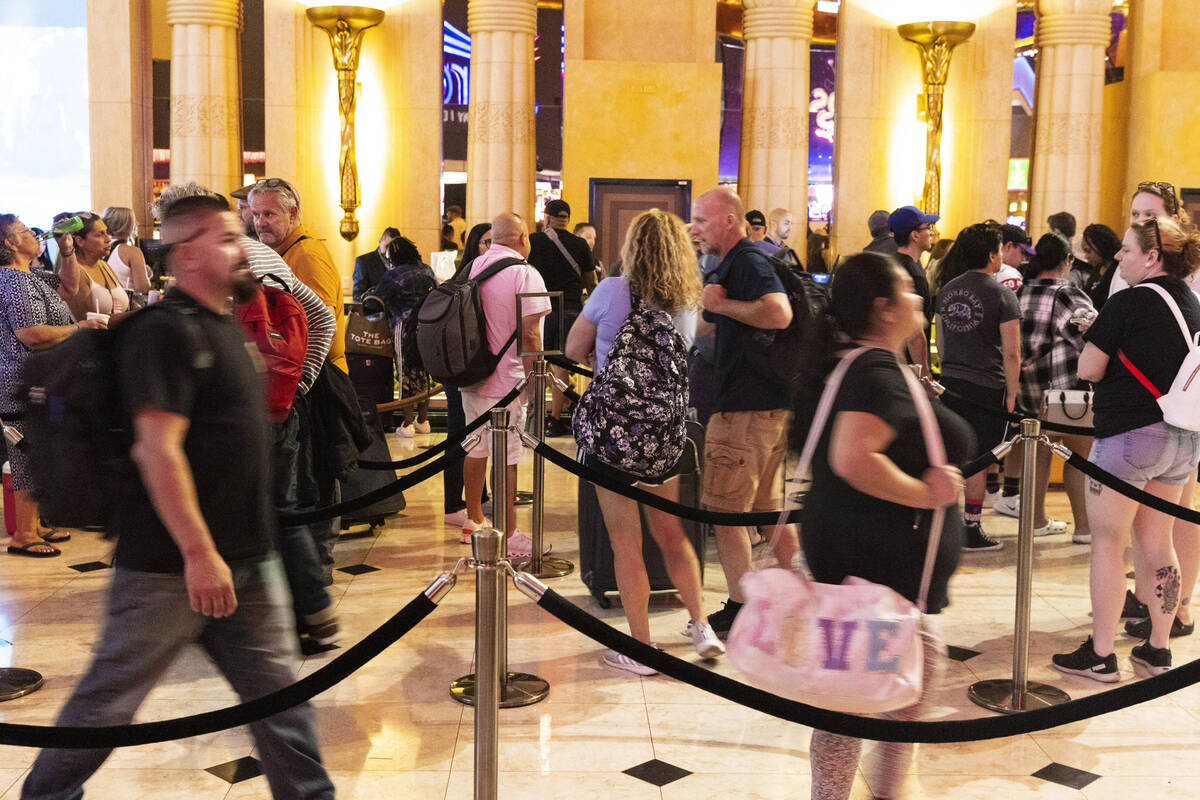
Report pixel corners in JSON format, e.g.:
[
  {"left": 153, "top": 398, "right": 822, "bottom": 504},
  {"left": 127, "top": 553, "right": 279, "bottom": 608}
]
[
  {"left": 305, "top": 5, "right": 386, "bottom": 242},
  {"left": 897, "top": 20, "right": 976, "bottom": 217}
]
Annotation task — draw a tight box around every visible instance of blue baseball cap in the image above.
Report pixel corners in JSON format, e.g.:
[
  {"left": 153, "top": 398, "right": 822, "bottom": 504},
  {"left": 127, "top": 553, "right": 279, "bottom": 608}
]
[{"left": 888, "top": 206, "right": 940, "bottom": 235}]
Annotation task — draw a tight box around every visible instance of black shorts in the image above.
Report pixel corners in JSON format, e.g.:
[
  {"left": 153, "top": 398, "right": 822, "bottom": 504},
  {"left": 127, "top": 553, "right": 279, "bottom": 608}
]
[
  {"left": 545, "top": 302, "right": 582, "bottom": 352},
  {"left": 577, "top": 439, "right": 696, "bottom": 487},
  {"left": 940, "top": 375, "right": 1011, "bottom": 455}
]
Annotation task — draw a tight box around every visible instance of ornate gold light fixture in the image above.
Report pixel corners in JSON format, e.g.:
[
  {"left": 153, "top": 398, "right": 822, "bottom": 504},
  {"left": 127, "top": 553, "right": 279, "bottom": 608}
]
[
  {"left": 305, "top": 5, "right": 385, "bottom": 242},
  {"left": 897, "top": 20, "right": 976, "bottom": 217}
]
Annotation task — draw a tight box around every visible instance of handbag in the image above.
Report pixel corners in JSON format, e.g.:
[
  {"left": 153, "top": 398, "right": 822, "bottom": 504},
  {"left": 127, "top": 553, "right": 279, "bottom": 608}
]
[
  {"left": 727, "top": 347, "right": 947, "bottom": 714},
  {"left": 1039, "top": 388, "right": 1093, "bottom": 429},
  {"left": 345, "top": 303, "right": 395, "bottom": 358}
]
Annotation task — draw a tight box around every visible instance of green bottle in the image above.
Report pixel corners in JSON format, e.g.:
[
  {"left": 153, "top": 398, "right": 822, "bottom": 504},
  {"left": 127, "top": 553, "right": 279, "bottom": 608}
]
[{"left": 36, "top": 215, "right": 84, "bottom": 242}]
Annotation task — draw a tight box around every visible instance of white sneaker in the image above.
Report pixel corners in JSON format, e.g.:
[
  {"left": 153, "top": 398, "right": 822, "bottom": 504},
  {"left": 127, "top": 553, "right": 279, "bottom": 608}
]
[
  {"left": 992, "top": 493, "right": 1020, "bottom": 518},
  {"left": 507, "top": 531, "right": 551, "bottom": 557},
  {"left": 414, "top": 420, "right": 432, "bottom": 434},
  {"left": 460, "top": 518, "right": 491, "bottom": 544},
  {"left": 1032, "top": 518, "right": 1069, "bottom": 537},
  {"left": 398, "top": 423, "right": 415, "bottom": 438},
  {"left": 444, "top": 509, "right": 471, "bottom": 529},
  {"left": 602, "top": 648, "right": 658, "bottom": 676},
  {"left": 683, "top": 620, "right": 725, "bottom": 659}
]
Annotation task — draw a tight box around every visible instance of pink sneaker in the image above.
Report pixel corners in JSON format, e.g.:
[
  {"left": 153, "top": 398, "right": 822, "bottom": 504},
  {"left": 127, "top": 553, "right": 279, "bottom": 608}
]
[{"left": 507, "top": 531, "right": 551, "bottom": 557}]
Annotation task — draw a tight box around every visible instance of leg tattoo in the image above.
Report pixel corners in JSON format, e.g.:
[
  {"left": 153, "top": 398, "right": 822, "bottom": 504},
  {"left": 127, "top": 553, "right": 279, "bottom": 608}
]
[{"left": 1155, "top": 566, "right": 1181, "bottom": 615}]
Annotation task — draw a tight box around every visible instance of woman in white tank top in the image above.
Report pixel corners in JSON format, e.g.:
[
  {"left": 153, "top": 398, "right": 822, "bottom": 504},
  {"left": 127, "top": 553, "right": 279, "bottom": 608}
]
[{"left": 101, "top": 206, "right": 151, "bottom": 294}]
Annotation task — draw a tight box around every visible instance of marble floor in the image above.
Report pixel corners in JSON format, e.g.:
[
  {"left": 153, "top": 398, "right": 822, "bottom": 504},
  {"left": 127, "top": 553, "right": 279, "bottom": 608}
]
[{"left": 0, "top": 429, "right": 1198, "bottom": 799}]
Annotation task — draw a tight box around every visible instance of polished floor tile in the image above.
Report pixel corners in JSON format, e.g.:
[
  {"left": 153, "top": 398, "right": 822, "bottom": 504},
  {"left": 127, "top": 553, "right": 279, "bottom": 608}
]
[{"left": 0, "top": 429, "right": 1197, "bottom": 798}]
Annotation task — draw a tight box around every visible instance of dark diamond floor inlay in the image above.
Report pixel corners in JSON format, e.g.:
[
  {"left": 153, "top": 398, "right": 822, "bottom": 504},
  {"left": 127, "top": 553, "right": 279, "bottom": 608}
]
[
  {"left": 205, "top": 756, "right": 263, "bottom": 784},
  {"left": 623, "top": 758, "right": 692, "bottom": 787},
  {"left": 946, "top": 645, "right": 982, "bottom": 662},
  {"left": 69, "top": 561, "right": 110, "bottom": 573},
  {"left": 337, "top": 563, "right": 380, "bottom": 575},
  {"left": 1031, "top": 762, "right": 1100, "bottom": 790}
]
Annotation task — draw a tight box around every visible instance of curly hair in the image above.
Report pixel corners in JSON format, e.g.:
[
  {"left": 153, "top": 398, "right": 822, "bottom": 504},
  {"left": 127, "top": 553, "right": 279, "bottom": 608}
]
[
  {"left": 0, "top": 214, "right": 19, "bottom": 266},
  {"left": 618, "top": 209, "right": 701, "bottom": 314}
]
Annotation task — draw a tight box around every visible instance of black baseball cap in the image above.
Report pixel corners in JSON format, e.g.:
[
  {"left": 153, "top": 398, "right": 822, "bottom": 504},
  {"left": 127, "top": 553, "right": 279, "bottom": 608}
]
[
  {"left": 1000, "top": 223, "right": 1035, "bottom": 256},
  {"left": 545, "top": 199, "right": 571, "bottom": 218},
  {"left": 745, "top": 209, "right": 766, "bottom": 228}
]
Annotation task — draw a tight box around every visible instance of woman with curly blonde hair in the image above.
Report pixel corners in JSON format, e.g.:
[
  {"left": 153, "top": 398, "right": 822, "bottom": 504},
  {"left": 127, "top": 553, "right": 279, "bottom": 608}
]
[{"left": 565, "top": 208, "right": 723, "bottom": 675}]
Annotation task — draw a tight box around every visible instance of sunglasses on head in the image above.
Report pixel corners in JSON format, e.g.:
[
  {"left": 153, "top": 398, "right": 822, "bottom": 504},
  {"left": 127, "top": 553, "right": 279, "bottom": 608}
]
[
  {"left": 1137, "top": 180, "right": 1179, "bottom": 215},
  {"left": 254, "top": 178, "right": 299, "bottom": 206}
]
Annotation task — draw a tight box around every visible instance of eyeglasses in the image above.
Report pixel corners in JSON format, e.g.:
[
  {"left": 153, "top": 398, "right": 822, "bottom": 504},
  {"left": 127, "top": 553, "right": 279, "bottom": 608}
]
[
  {"left": 253, "top": 178, "right": 300, "bottom": 207},
  {"left": 1137, "top": 180, "right": 1179, "bottom": 215}
]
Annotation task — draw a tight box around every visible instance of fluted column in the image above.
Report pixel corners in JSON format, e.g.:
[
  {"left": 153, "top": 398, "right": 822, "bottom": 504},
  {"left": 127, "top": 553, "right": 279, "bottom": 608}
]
[
  {"left": 1028, "top": 0, "right": 1111, "bottom": 237},
  {"left": 466, "top": 0, "right": 537, "bottom": 225},
  {"left": 739, "top": 0, "right": 813, "bottom": 253},
  {"left": 167, "top": 0, "right": 243, "bottom": 193}
]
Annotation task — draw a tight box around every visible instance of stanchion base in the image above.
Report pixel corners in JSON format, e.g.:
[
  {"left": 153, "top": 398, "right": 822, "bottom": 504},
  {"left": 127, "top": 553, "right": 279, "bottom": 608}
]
[
  {"left": 508, "top": 555, "right": 575, "bottom": 579},
  {"left": 968, "top": 679, "right": 1070, "bottom": 714},
  {"left": 0, "top": 668, "right": 43, "bottom": 702},
  {"left": 449, "top": 672, "right": 550, "bottom": 708}
]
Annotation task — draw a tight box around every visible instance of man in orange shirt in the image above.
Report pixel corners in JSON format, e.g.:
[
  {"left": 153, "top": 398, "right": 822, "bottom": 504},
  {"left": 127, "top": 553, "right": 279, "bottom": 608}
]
[{"left": 249, "top": 178, "right": 348, "bottom": 373}]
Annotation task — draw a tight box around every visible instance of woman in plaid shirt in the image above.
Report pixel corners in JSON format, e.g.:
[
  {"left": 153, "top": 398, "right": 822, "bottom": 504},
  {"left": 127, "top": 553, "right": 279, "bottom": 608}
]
[{"left": 1016, "top": 232, "right": 1097, "bottom": 541}]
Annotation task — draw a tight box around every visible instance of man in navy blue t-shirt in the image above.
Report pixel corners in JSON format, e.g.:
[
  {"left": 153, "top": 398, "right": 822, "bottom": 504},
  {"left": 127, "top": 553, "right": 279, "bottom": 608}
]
[{"left": 691, "top": 187, "right": 793, "bottom": 636}]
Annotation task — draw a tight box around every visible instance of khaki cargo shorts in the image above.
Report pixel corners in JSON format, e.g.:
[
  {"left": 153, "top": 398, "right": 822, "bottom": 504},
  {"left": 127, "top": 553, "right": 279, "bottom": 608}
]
[{"left": 701, "top": 409, "right": 790, "bottom": 514}]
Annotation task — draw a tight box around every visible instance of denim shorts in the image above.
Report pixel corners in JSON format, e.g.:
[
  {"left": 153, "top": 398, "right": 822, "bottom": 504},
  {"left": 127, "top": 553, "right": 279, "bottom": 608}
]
[{"left": 1089, "top": 421, "right": 1200, "bottom": 488}]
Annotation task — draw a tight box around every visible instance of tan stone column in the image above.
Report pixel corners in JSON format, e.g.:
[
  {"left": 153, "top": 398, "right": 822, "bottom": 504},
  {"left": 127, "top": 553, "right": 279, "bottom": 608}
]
[
  {"left": 1028, "top": 0, "right": 1111, "bottom": 238},
  {"left": 467, "top": 0, "right": 537, "bottom": 225},
  {"left": 738, "top": 0, "right": 813, "bottom": 254},
  {"left": 166, "top": 0, "right": 243, "bottom": 194},
  {"left": 86, "top": 0, "right": 153, "bottom": 228}
]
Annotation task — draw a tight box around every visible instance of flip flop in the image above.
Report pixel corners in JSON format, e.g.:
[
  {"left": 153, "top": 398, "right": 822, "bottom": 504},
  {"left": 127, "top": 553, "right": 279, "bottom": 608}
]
[
  {"left": 40, "top": 529, "right": 70, "bottom": 543},
  {"left": 8, "top": 541, "right": 61, "bottom": 558}
]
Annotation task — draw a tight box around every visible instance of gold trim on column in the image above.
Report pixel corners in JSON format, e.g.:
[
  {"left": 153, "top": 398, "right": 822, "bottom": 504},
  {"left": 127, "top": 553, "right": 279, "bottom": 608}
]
[
  {"left": 306, "top": 5, "right": 386, "bottom": 242},
  {"left": 897, "top": 21, "right": 975, "bottom": 217}
]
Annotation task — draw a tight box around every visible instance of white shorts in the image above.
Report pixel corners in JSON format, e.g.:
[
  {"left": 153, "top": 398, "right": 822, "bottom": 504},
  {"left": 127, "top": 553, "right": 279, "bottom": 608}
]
[{"left": 461, "top": 390, "right": 527, "bottom": 465}]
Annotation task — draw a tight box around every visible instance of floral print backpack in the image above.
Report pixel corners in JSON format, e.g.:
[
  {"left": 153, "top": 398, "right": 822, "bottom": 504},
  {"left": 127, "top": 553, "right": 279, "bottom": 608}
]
[{"left": 572, "top": 292, "right": 689, "bottom": 479}]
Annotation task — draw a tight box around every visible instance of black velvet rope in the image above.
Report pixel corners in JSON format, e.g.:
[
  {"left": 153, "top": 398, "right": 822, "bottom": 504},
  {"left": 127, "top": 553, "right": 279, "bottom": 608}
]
[
  {"left": 535, "top": 587, "right": 1200, "bottom": 743},
  {"left": 1064, "top": 451, "right": 1200, "bottom": 525},
  {"left": 959, "top": 449, "right": 1000, "bottom": 480},
  {"left": 546, "top": 354, "right": 592, "bottom": 378},
  {"left": 0, "top": 593, "right": 438, "bottom": 749},
  {"left": 357, "top": 385, "right": 522, "bottom": 470},
  {"left": 531, "top": 440, "right": 803, "bottom": 525},
  {"left": 939, "top": 386, "right": 1095, "bottom": 436},
  {"left": 279, "top": 448, "right": 463, "bottom": 525}
]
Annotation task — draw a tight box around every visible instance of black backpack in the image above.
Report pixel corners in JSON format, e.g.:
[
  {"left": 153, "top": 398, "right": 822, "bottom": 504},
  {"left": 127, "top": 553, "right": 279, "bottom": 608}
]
[
  {"left": 20, "top": 302, "right": 206, "bottom": 529},
  {"left": 740, "top": 246, "right": 830, "bottom": 389},
  {"left": 415, "top": 256, "right": 524, "bottom": 388}
]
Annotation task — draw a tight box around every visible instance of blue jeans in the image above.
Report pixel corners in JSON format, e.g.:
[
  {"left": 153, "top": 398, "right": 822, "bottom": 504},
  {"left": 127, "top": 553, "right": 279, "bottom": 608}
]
[
  {"left": 20, "top": 554, "right": 334, "bottom": 800},
  {"left": 274, "top": 411, "right": 333, "bottom": 614},
  {"left": 1090, "top": 421, "right": 1200, "bottom": 488}
]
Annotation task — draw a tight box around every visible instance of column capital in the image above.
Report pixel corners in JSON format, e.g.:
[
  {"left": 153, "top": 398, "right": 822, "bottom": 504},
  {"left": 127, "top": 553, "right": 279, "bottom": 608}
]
[
  {"left": 1034, "top": 0, "right": 1111, "bottom": 47},
  {"left": 468, "top": 0, "right": 537, "bottom": 36},
  {"left": 166, "top": 0, "right": 241, "bottom": 29},
  {"left": 743, "top": 0, "right": 815, "bottom": 41}
]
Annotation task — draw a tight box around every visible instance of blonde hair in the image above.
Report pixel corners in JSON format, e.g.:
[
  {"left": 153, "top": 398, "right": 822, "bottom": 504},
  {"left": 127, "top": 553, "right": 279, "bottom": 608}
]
[
  {"left": 1130, "top": 216, "right": 1200, "bottom": 280},
  {"left": 100, "top": 206, "right": 136, "bottom": 243},
  {"left": 619, "top": 209, "right": 701, "bottom": 314}
]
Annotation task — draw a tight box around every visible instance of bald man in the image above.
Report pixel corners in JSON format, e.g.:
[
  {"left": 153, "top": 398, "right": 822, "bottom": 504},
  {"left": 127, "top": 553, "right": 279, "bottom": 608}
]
[
  {"left": 691, "top": 187, "right": 793, "bottom": 637},
  {"left": 457, "top": 213, "right": 552, "bottom": 558}
]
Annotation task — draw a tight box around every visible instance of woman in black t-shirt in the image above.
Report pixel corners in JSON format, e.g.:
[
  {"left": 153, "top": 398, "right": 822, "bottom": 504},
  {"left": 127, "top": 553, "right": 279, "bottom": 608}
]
[
  {"left": 1052, "top": 217, "right": 1200, "bottom": 682},
  {"left": 793, "top": 253, "right": 970, "bottom": 800}
]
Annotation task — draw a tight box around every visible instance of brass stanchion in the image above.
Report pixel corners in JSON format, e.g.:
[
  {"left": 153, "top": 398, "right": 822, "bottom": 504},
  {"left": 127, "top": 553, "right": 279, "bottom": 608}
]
[
  {"left": 451, "top": 409, "right": 549, "bottom": 710},
  {"left": 969, "top": 419, "right": 1071, "bottom": 713}
]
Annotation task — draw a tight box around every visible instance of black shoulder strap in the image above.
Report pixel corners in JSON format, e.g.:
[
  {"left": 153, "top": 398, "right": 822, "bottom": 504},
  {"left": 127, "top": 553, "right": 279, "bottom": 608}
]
[
  {"left": 469, "top": 256, "right": 527, "bottom": 285},
  {"left": 260, "top": 272, "right": 291, "bottom": 293},
  {"left": 280, "top": 235, "right": 312, "bottom": 257}
]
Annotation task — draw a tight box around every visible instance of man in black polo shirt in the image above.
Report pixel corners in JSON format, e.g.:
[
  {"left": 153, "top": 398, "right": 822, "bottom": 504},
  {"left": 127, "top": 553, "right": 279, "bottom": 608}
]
[
  {"left": 691, "top": 187, "right": 794, "bottom": 636},
  {"left": 528, "top": 198, "right": 595, "bottom": 436},
  {"left": 21, "top": 195, "right": 334, "bottom": 800}
]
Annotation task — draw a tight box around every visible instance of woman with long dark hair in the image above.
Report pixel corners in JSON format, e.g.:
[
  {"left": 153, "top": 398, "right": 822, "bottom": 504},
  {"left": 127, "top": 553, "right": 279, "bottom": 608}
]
[
  {"left": 793, "top": 252, "right": 969, "bottom": 800},
  {"left": 1072, "top": 223, "right": 1121, "bottom": 309}
]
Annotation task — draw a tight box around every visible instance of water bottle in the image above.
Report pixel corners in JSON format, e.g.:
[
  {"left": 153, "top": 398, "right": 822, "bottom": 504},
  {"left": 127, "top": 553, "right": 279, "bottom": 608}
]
[{"left": 35, "top": 215, "right": 83, "bottom": 242}]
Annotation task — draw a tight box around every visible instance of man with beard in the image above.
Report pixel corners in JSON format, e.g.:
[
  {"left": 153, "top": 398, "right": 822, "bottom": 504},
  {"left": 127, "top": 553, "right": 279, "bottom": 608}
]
[{"left": 20, "top": 194, "right": 335, "bottom": 800}]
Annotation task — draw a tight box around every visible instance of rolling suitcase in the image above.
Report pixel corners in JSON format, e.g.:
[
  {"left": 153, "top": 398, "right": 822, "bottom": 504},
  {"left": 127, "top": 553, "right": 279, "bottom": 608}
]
[{"left": 577, "top": 420, "right": 708, "bottom": 608}]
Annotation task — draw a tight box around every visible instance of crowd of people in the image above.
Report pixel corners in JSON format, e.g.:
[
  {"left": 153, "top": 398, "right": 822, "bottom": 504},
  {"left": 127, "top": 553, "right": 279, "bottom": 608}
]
[{"left": 3, "top": 171, "right": 1200, "bottom": 800}]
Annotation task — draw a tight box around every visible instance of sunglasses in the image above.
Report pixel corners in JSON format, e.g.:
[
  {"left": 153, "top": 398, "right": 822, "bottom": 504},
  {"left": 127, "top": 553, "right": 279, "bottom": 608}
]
[
  {"left": 253, "top": 178, "right": 300, "bottom": 207},
  {"left": 1145, "top": 216, "right": 1164, "bottom": 255}
]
